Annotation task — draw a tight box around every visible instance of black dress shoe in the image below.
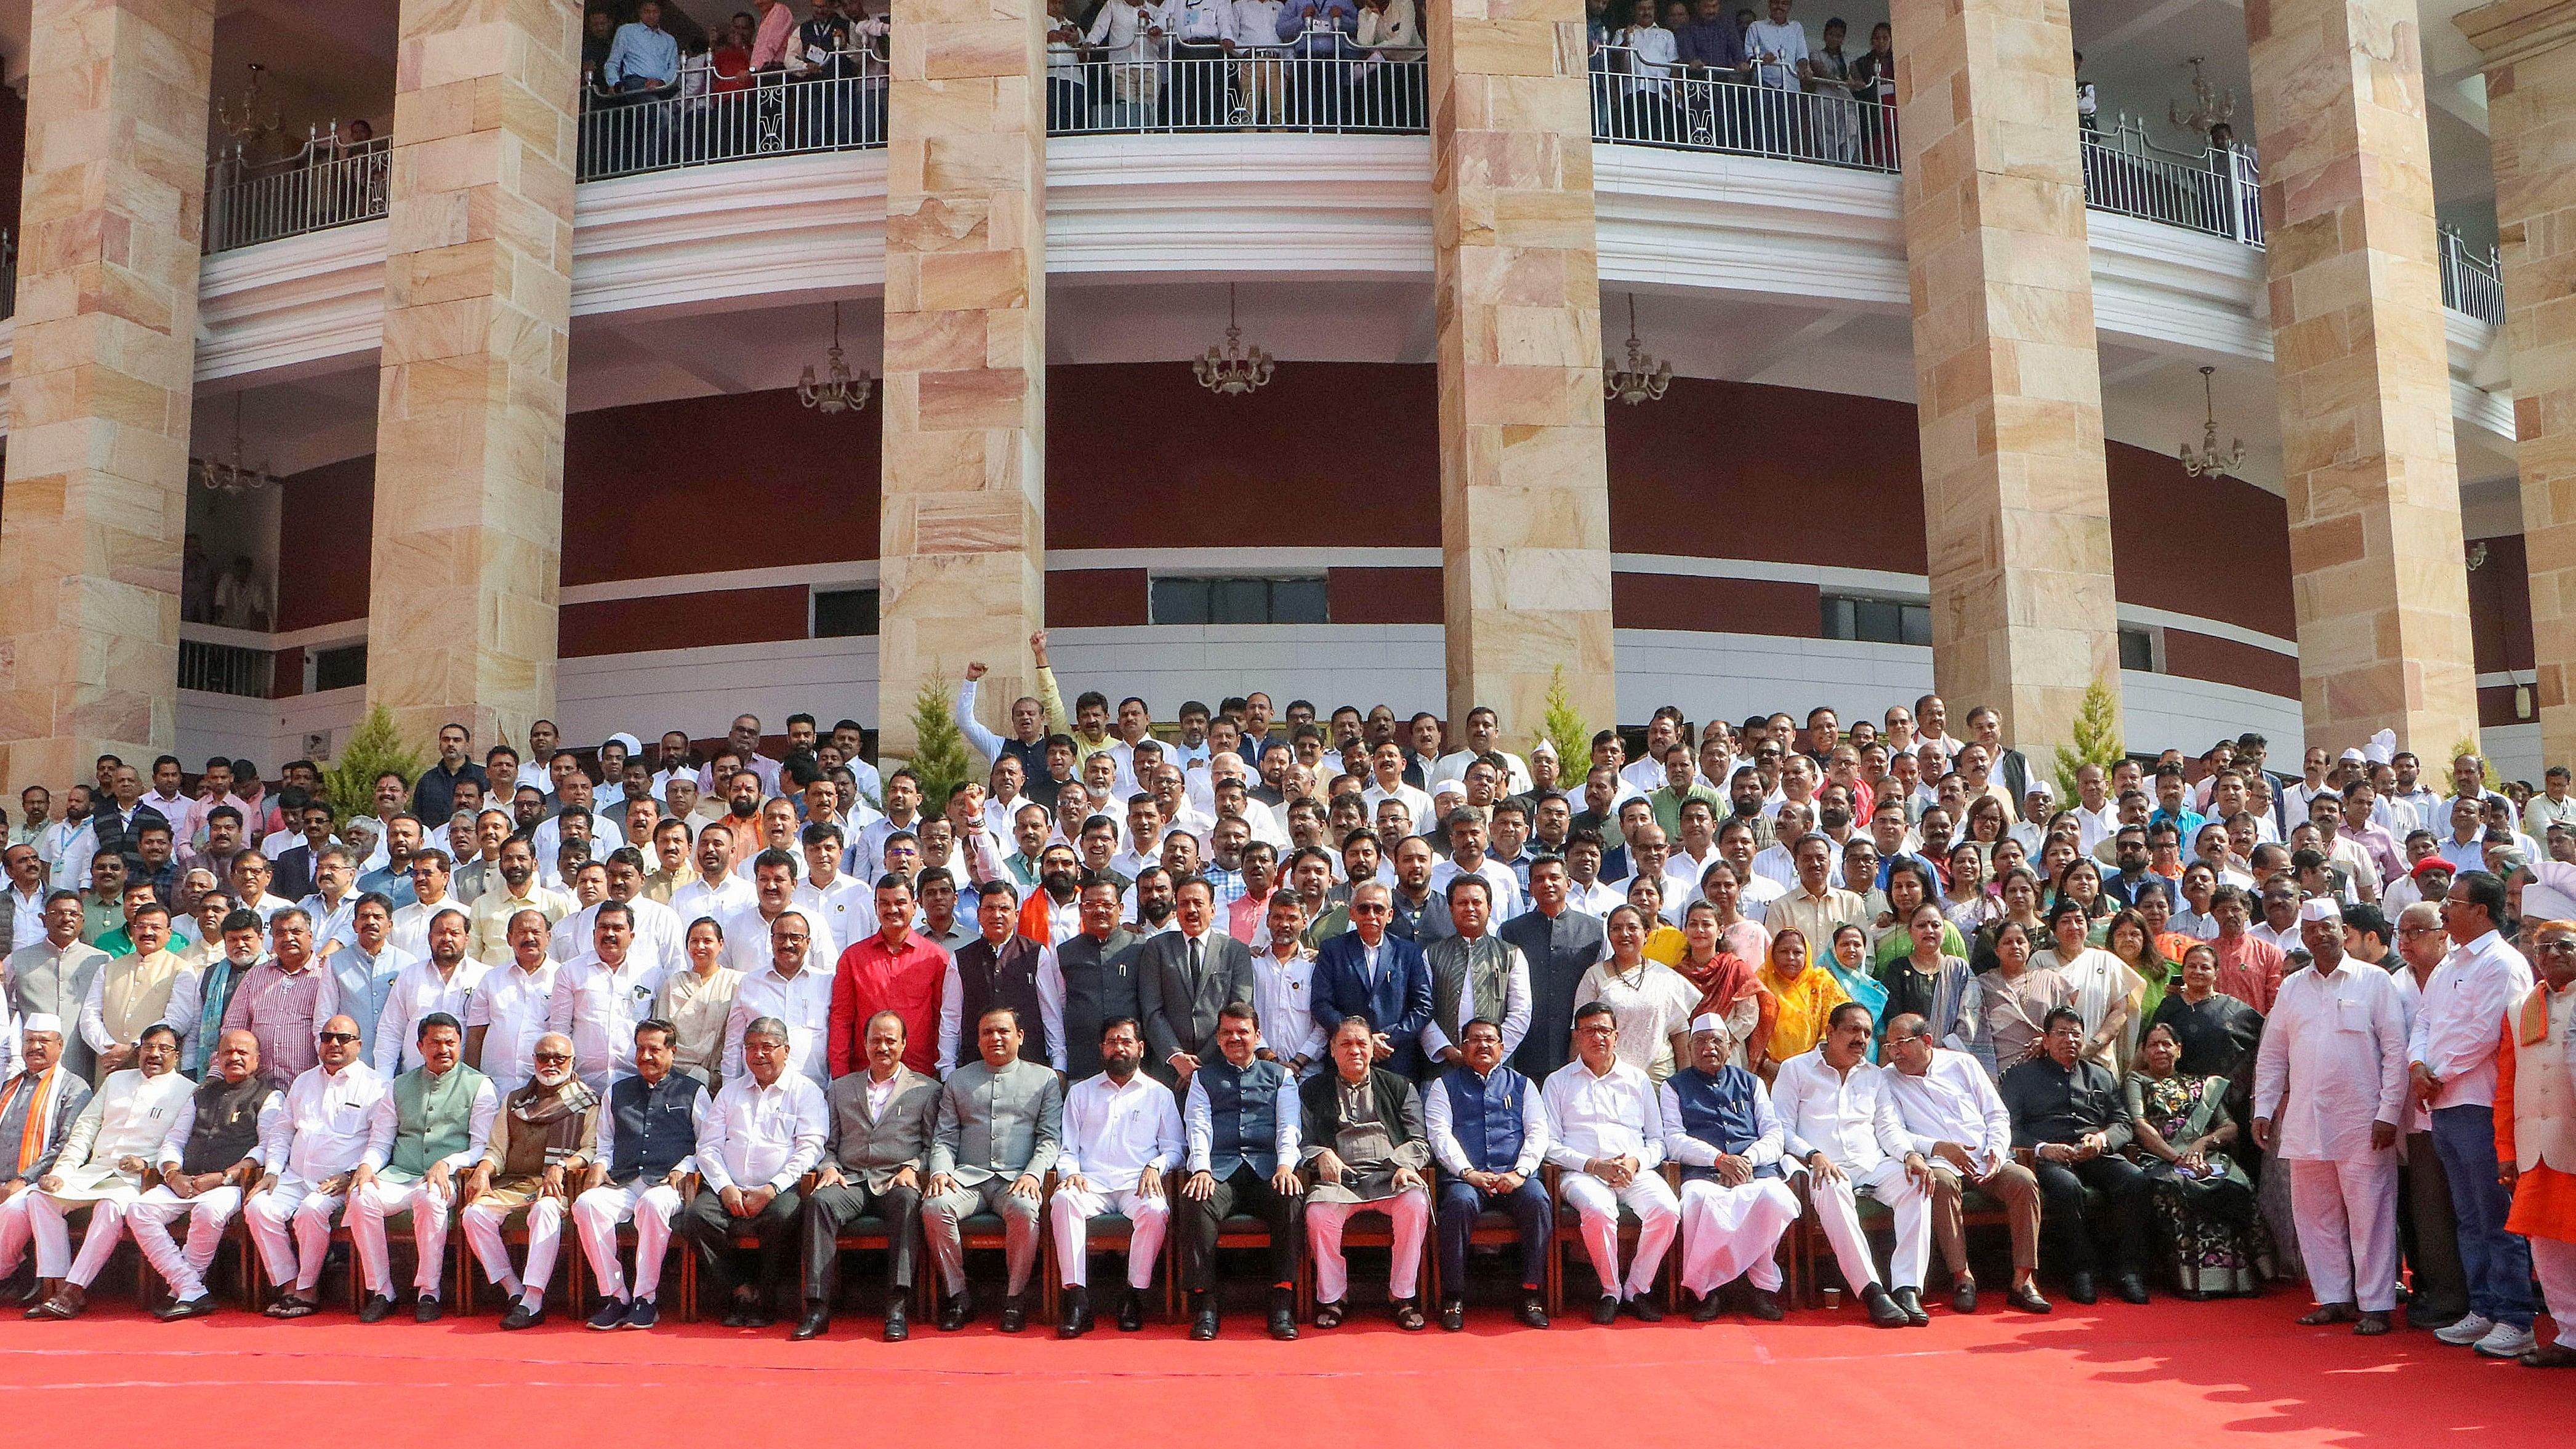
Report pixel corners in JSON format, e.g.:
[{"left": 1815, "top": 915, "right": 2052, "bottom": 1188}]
[
  {"left": 500, "top": 1301, "right": 543, "bottom": 1330},
  {"left": 1058, "top": 1285, "right": 1090, "bottom": 1339},
  {"left": 156, "top": 1295, "right": 215, "bottom": 1322},
  {"left": 1892, "top": 1288, "right": 1930, "bottom": 1327},
  {"left": 1745, "top": 1287, "right": 1784, "bottom": 1322},
  {"left": 1516, "top": 1294, "right": 1550, "bottom": 1330},
  {"left": 1267, "top": 1288, "right": 1298, "bottom": 1340},
  {"left": 998, "top": 1295, "right": 1028, "bottom": 1333},
  {"left": 2006, "top": 1282, "right": 2053, "bottom": 1314},
  {"left": 938, "top": 1292, "right": 972, "bottom": 1332},
  {"left": 1440, "top": 1298, "right": 1466, "bottom": 1331},
  {"left": 2067, "top": 1272, "right": 2098, "bottom": 1305},
  {"left": 1691, "top": 1290, "right": 1725, "bottom": 1322},
  {"left": 792, "top": 1307, "right": 831, "bottom": 1341},
  {"left": 883, "top": 1294, "right": 909, "bottom": 1342},
  {"left": 1626, "top": 1294, "right": 1665, "bottom": 1323},
  {"left": 1861, "top": 1285, "right": 1909, "bottom": 1328},
  {"left": 1191, "top": 1292, "right": 1220, "bottom": 1341},
  {"left": 1952, "top": 1277, "right": 1979, "bottom": 1314},
  {"left": 1117, "top": 1288, "right": 1145, "bottom": 1332},
  {"left": 359, "top": 1292, "right": 395, "bottom": 1324},
  {"left": 1592, "top": 1294, "right": 1620, "bottom": 1325},
  {"left": 414, "top": 1295, "right": 444, "bottom": 1325},
  {"left": 2114, "top": 1274, "right": 2150, "bottom": 1305}
]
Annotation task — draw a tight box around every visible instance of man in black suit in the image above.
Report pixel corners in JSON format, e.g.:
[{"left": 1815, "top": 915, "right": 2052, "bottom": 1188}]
[
  {"left": 1056, "top": 875, "right": 1143, "bottom": 1079},
  {"left": 1499, "top": 856, "right": 1608, "bottom": 1080},
  {"left": 268, "top": 796, "right": 335, "bottom": 903},
  {"left": 1137, "top": 875, "right": 1255, "bottom": 1086}
]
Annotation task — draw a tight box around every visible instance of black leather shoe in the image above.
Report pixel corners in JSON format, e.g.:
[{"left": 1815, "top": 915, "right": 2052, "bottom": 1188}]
[
  {"left": 1516, "top": 1294, "right": 1550, "bottom": 1330},
  {"left": 358, "top": 1293, "right": 394, "bottom": 1324},
  {"left": 1440, "top": 1298, "right": 1466, "bottom": 1331},
  {"left": 1626, "top": 1294, "right": 1665, "bottom": 1323},
  {"left": 883, "top": 1293, "right": 909, "bottom": 1342},
  {"left": 2067, "top": 1272, "right": 2098, "bottom": 1306},
  {"left": 2006, "top": 1282, "right": 2053, "bottom": 1314},
  {"left": 1862, "top": 1285, "right": 1909, "bottom": 1328},
  {"left": 1893, "top": 1288, "right": 1930, "bottom": 1327},
  {"left": 1058, "top": 1285, "right": 1090, "bottom": 1339},
  {"left": 1267, "top": 1288, "right": 1298, "bottom": 1340},
  {"left": 1952, "top": 1277, "right": 1979, "bottom": 1314},
  {"left": 1691, "top": 1290, "right": 1725, "bottom": 1322},
  {"left": 1190, "top": 1291, "right": 1220, "bottom": 1341},
  {"left": 1592, "top": 1294, "right": 1620, "bottom": 1325},
  {"left": 156, "top": 1294, "right": 216, "bottom": 1322},
  {"left": 500, "top": 1301, "right": 543, "bottom": 1330},
  {"left": 1117, "top": 1288, "right": 1145, "bottom": 1332},
  {"left": 792, "top": 1307, "right": 831, "bottom": 1341},
  {"left": 413, "top": 1294, "right": 443, "bottom": 1324},
  {"left": 2115, "top": 1274, "right": 2150, "bottom": 1305},
  {"left": 1745, "top": 1287, "right": 1784, "bottom": 1322},
  {"left": 998, "top": 1294, "right": 1028, "bottom": 1333},
  {"left": 938, "top": 1292, "right": 972, "bottom": 1331}
]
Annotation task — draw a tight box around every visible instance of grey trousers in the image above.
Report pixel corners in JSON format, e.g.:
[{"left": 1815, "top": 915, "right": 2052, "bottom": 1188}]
[{"left": 923, "top": 1177, "right": 1041, "bottom": 1298}]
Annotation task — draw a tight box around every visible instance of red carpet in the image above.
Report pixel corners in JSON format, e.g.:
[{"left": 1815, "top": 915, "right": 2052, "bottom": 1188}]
[{"left": 1, "top": 1294, "right": 2563, "bottom": 1443}]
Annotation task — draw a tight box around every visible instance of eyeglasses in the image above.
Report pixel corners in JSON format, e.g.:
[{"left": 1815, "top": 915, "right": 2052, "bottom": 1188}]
[
  {"left": 1350, "top": 902, "right": 1390, "bottom": 915},
  {"left": 318, "top": 1032, "right": 360, "bottom": 1045},
  {"left": 533, "top": 1051, "right": 573, "bottom": 1064},
  {"left": 2538, "top": 941, "right": 2576, "bottom": 955}
]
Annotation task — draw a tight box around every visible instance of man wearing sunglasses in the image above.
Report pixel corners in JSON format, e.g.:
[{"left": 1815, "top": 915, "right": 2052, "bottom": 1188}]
[
  {"left": 243, "top": 1013, "right": 385, "bottom": 1317},
  {"left": 461, "top": 1030, "right": 599, "bottom": 1329}
]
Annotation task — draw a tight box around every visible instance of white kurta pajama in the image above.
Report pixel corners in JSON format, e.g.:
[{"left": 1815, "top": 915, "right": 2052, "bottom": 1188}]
[
  {"left": 1770, "top": 1050, "right": 1930, "bottom": 1292},
  {"left": 18, "top": 1068, "right": 193, "bottom": 1285},
  {"left": 127, "top": 1090, "right": 284, "bottom": 1302},
  {"left": 2252, "top": 958, "right": 2410, "bottom": 1311},
  {"left": 1049, "top": 1071, "right": 1182, "bottom": 1291},
  {"left": 1542, "top": 1057, "right": 1681, "bottom": 1302},
  {"left": 1658, "top": 1073, "right": 1798, "bottom": 1296},
  {"left": 244, "top": 1061, "right": 389, "bottom": 1293}
]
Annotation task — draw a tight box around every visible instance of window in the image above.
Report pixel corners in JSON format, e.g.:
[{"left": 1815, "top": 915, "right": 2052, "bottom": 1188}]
[
  {"left": 2118, "top": 627, "right": 2157, "bottom": 673},
  {"left": 313, "top": 643, "right": 367, "bottom": 692},
  {"left": 813, "top": 587, "right": 880, "bottom": 639},
  {"left": 1149, "top": 575, "right": 1329, "bottom": 626},
  {"left": 1820, "top": 593, "right": 1932, "bottom": 647}
]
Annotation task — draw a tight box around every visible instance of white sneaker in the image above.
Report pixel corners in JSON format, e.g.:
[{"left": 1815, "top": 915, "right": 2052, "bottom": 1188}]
[
  {"left": 2434, "top": 1312, "right": 2497, "bottom": 1345},
  {"left": 2474, "top": 1322, "right": 2537, "bottom": 1359}
]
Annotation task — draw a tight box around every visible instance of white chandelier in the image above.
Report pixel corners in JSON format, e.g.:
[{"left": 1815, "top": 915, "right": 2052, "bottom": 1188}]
[
  {"left": 797, "top": 300, "right": 873, "bottom": 415},
  {"left": 2177, "top": 365, "right": 2244, "bottom": 477},
  {"left": 1603, "top": 293, "right": 1671, "bottom": 406},
  {"left": 1194, "top": 284, "right": 1274, "bottom": 396},
  {"left": 190, "top": 394, "right": 279, "bottom": 496}
]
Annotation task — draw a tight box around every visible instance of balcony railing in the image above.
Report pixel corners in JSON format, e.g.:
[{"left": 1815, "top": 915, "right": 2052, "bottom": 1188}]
[
  {"left": 204, "top": 133, "right": 391, "bottom": 254},
  {"left": 1046, "top": 49, "right": 1428, "bottom": 136},
  {"left": 1588, "top": 52, "right": 1897, "bottom": 172},
  {"left": 576, "top": 55, "right": 888, "bottom": 182},
  {"left": 177, "top": 636, "right": 275, "bottom": 699},
  {"left": 2079, "top": 121, "right": 2262, "bottom": 246},
  {"left": 2441, "top": 226, "right": 2505, "bottom": 327}
]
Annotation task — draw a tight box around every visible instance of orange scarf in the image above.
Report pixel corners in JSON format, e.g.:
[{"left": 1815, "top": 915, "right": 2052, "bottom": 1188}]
[
  {"left": 1018, "top": 889, "right": 1056, "bottom": 946},
  {"left": 2, "top": 1067, "right": 65, "bottom": 1176}
]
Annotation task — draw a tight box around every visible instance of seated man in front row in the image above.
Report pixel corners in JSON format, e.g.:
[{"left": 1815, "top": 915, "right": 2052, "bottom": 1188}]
[
  {"left": 461, "top": 1030, "right": 600, "bottom": 1328},
  {"left": 1659, "top": 1016, "right": 1798, "bottom": 1321},
  {"left": 1882, "top": 1010, "right": 2047, "bottom": 1314},
  {"left": 574, "top": 1017, "right": 709, "bottom": 1333},
  {"left": 18, "top": 1024, "right": 192, "bottom": 1320},
  {"left": 792, "top": 1008, "right": 937, "bottom": 1342},
  {"left": 1178, "top": 1002, "right": 1303, "bottom": 1341},
  {"left": 1544, "top": 1002, "right": 1679, "bottom": 1323},
  {"left": 2002, "top": 1005, "right": 2153, "bottom": 1306},
  {"left": 244, "top": 1014, "right": 387, "bottom": 1318},
  {"left": 676, "top": 1016, "right": 827, "bottom": 1328},
  {"left": 128, "top": 1029, "right": 279, "bottom": 1319},
  {"left": 347, "top": 1012, "right": 496, "bottom": 1323},
  {"left": 1423, "top": 1015, "right": 1552, "bottom": 1331},
  {"left": 1052, "top": 1016, "right": 1181, "bottom": 1338},
  {"left": 1300, "top": 1014, "right": 1433, "bottom": 1331},
  {"left": 1771, "top": 1001, "right": 1933, "bottom": 1328},
  {"left": 924, "top": 1006, "right": 1062, "bottom": 1333}
]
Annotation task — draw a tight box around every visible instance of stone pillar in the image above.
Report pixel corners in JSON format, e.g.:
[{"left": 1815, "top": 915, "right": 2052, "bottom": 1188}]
[
  {"left": 875, "top": 0, "right": 1047, "bottom": 756},
  {"left": 1890, "top": 0, "right": 2120, "bottom": 756},
  {"left": 363, "top": 0, "right": 582, "bottom": 750},
  {"left": 2246, "top": 0, "right": 2478, "bottom": 752},
  {"left": 0, "top": 0, "right": 216, "bottom": 789},
  {"left": 1428, "top": 0, "right": 1614, "bottom": 744},
  {"left": 2460, "top": 0, "right": 2576, "bottom": 766}
]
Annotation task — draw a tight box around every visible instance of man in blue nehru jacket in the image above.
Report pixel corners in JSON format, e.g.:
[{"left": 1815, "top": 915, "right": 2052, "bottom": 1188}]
[
  {"left": 1423, "top": 1016, "right": 1552, "bottom": 1331},
  {"left": 1178, "top": 1002, "right": 1302, "bottom": 1341}
]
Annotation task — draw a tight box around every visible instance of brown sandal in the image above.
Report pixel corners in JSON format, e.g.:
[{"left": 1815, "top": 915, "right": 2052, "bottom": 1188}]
[{"left": 2296, "top": 1303, "right": 2359, "bottom": 1327}]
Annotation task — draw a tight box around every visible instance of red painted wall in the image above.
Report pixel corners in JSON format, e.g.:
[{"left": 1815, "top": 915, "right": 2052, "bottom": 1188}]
[
  {"left": 1606, "top": 380, "right": 1928, "bottom": 568},
  {"left": 276, "top": 455, "right": 376, "bottom": 631},
  {"left": 2104, "top": 446, "right": 2296, "bottom": 638}
]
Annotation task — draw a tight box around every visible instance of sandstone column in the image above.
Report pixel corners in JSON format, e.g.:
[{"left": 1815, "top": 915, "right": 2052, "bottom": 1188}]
[
  {"left": 363, "top": 0, "right": 582, "bottom": 749},
  {"left": 2460, "top": 0, "right": 2576, "bottom": 766},
  {"left": 876, "top": 0, "right": 1046, "bottom": 756},
  {"left": 1429, "top": 0, "right": 1615, "bottom": 745},
  {"left": 2247, "top": 0, "right": 2477, "bottom": 752},
  {"left": 0, "top": 0, "right": 217, "bottom": 789},
  {"left": 1890, "top": 0, "right": 2120, "bottom": 758}
]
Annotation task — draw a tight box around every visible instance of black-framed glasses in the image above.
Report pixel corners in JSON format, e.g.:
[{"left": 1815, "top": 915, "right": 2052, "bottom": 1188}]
[{"left": 318, "top": 1032, "right": 360, "bottom": 1045}]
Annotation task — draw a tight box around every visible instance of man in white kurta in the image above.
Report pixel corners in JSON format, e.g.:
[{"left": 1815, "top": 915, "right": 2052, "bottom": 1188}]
[
  {"left": 1657, "top": 1017, "right": 1799, "bottom": 1319},
  {"left": 1771, "top": 1000, "right": 1933, "bottom": 1328},
  {"left": 1049, "top": 1019, "right": 1182, "bottom": 1335},
  {"left": 243, "top": 1014, "right": 389, "bottom": 1314},
  {"left": 17, "top": 1026, "right": 193, "bottom": 1314},
  {"left": 2252, "top": 899, "right": 2410, "bottom": 1331},
  {"left": 1542, "top": 1003, "right": 1681, "bottom": 1321}
]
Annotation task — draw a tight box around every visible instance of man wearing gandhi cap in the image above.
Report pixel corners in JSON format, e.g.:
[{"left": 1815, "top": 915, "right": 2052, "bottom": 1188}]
[
  {"left": 1656, "top": 1013, "right": 1800, "bottom": 1321},
  {"left": 2252, "top": 896, "right": 2411, "bottom": 1335},
  {"left": 0, "top": 1015, "right": 93, "bottom": 1302}
]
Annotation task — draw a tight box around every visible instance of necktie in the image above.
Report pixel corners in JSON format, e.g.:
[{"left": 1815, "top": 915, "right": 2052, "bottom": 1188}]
[{"left": 1188, "top": 936, "right": 1202, "bottom": 978}]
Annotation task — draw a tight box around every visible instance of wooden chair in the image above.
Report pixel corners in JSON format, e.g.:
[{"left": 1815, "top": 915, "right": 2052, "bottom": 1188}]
[
  {"left": 1422, "top": 1191, "right": 1557, "bottom": 1309},
  {"left": 943, "top": 1170, "right": 1058, "bottom": 1319},
  {"left": 672, "top": 1170, "right": 819, "bottom": 1323},
  {"left": 1544, "top": 1163, "right": 1682, "bottom": 1317},
  {"left": 1193, "top": 1208, "right": 1312, "bottom": 1311}
]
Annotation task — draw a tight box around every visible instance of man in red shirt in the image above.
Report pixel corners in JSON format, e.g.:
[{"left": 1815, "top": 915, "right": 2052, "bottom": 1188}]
[{"left": 831, "top": 874, "right": 949, "bottom": 1077}]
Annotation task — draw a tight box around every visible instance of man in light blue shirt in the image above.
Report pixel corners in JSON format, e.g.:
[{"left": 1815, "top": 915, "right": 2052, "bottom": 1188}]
[{"left": 605, "top": 0, "right": 682, "bottom": 92}]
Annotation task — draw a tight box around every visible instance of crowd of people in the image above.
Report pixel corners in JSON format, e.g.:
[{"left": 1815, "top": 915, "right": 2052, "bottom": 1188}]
[{"left": 0, "top": 642, "right": 2567, "bottom": 1363}]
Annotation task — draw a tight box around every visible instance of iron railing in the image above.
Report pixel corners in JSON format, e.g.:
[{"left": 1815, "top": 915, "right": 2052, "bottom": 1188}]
[
  {"left": 1588, "top": 49, "right": 1897, "bottom": 171},
  {"left": 204, "top": 132, "right": 392, "bottom": 254},
  {"left": 577, "top": 53, "right": 889, "bottom": 181},
  {"left": 177, "top": 638, "right": 275, "bottom": 698},
  {"left": 2078, "top": 120, "right": 2263, "bottom": 245},
  {"left": 2441, "top": 225, "right": 2505, "bottom": 326},
  {"left": 1046, "top": 48, "right": 1429, "bottom": 135}
]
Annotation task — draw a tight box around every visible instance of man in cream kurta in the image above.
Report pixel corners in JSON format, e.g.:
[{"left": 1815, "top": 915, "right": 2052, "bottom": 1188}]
[{"left": 17, "top": 1026, "right": 191, "bottom": 1317}]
